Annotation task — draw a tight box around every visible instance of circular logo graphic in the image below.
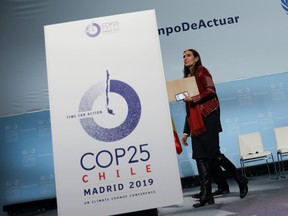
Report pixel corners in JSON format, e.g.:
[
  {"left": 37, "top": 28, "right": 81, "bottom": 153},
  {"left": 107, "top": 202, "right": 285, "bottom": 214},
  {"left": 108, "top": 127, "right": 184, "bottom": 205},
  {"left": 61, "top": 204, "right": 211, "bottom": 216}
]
[
  {"left": 281, "top": 0, "right": 288, "bottom": 14},
  {"left": 79, "top": 79, "right": 141, "bottom": 142},
  {"left": 85, "top": 22, "right": 101, "bottom": 37}
]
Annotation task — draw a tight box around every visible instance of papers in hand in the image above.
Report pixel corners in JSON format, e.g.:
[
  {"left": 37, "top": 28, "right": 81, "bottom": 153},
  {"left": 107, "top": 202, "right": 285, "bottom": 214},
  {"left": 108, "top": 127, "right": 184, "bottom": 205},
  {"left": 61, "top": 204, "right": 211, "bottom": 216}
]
[{"left": 166, "top": 76, "right": 199, "bottom": 102}]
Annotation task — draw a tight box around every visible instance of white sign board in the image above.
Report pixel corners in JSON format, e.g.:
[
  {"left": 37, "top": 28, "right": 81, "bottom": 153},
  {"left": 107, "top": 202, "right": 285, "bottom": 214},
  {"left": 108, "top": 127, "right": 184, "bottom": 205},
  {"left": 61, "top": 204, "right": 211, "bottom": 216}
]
[{"left": 44, "top": 10, "right": 183, "bottom": 216}]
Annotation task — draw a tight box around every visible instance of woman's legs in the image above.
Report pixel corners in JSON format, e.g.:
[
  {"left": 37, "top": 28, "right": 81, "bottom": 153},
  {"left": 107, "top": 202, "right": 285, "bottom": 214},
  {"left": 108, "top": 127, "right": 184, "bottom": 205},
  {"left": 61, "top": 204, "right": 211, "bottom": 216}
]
[
  {"left": 193, "top": 159, "right": 214, "bottom": 208},
  {"left": 192, "top": 162, "right": 229, "bottom": 198},
  {"left": 210, "top": 161, "right": 230, "bottom": 195},
  {"left": 216, "top": 154, "right": 248, "bottom": 198}
]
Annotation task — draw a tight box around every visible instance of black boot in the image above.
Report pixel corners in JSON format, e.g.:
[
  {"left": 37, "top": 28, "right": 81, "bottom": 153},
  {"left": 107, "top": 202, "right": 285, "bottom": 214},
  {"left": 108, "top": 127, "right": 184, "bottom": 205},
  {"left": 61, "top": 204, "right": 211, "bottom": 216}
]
[
  {"left": 191, "top": 160, "right": 204, "bottom": 199},
  {"left": 235, "top": 175, "right": 248, "bottom": 198},
  {"left": 212, "top": 186, "right": 230, "bottom": 196},
  {"left": 193, "top": 187, "right": 229, "bottom": 198},
  {"left": 193, "top": 161, "right": 230, "bottom": 198},
  {"left": 193, "top": 159, "right": 215, "bottom": 208},
  {"left": 191, "top": 191, "right": 202, "bottom": 199},
  {"left": 216, "top": 154, "right": 248, "bottom": 198},
  {"left": 211, "top": 161, "right": 230, "bottom": 196}
]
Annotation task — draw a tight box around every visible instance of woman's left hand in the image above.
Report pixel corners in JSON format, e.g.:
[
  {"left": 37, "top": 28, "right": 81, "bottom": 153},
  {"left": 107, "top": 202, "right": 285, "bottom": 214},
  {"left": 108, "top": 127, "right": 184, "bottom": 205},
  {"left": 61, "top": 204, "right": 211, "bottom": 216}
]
[{"left": 183, "top": 95, "right": 193, "bottom": 102}]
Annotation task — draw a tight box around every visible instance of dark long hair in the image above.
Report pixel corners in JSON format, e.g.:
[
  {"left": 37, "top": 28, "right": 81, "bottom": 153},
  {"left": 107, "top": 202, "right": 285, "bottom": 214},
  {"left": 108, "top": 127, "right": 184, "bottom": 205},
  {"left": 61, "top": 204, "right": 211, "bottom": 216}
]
[{"left": 183, "top": 49, "right": 203, "bottom": 78}]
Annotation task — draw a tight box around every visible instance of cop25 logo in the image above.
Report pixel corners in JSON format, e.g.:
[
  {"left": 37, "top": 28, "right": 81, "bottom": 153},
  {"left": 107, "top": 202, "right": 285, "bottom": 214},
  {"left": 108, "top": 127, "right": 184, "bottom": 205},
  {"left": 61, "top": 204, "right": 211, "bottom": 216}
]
[
  {"left": 85, "top": 22, "right": 101, "bottom": 37},
  {"left": 281, "top": 0, "right": 288, "bottom": 14},
  {"left": 78, "top": 70, "right": 141, "bottom": 142}
]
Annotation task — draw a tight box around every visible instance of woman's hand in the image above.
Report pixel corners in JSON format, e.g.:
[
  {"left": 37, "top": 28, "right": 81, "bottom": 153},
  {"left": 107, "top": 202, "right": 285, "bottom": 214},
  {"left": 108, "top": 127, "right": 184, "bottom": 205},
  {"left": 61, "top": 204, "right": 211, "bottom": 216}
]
[
  {"left": 183, "top": 95, "right": 192, "bottom": 102},
  {"left": 181, "top": 134, "right": 189, "bottom": 146}
]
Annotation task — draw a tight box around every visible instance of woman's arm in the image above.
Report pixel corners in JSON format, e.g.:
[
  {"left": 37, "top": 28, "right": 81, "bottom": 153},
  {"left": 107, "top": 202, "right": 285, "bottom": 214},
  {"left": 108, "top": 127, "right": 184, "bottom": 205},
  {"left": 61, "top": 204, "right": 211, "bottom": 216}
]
[{"left": 187, "top": 66, "right": 216, "bottom": 104}]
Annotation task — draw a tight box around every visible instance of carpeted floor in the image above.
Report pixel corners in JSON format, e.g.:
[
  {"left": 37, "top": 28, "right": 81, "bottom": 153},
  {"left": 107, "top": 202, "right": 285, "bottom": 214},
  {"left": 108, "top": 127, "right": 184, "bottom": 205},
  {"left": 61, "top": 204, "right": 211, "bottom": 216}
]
[{"left": 158, "top": 174, "right": 288, "bottom": 216}]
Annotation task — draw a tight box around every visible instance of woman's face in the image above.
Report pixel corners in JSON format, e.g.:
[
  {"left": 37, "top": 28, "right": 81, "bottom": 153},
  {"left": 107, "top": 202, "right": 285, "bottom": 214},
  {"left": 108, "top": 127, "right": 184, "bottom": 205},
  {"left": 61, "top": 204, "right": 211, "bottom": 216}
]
[{"left": 183, "top": 50, "right": 199, "bottom": 68}]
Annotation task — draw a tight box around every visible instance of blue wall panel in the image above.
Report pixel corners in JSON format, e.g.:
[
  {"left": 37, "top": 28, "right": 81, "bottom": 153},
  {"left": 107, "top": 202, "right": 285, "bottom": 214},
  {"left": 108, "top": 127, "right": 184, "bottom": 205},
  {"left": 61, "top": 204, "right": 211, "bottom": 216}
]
[
  {"left": 171, "top": 72, "right": 288, "bottom": 177},
  {"left": 0, "top": 111, "right": 55, "bottom": 214}
]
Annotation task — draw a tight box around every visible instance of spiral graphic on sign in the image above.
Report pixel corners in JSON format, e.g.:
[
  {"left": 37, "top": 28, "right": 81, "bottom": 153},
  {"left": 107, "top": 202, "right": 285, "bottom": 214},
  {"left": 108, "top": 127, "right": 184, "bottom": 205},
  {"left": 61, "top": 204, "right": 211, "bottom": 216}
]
[
  {"left": 281, "top": 0, "right": 288, "bottom": 14},
  {"left": 78, "top": 71, "right": 141, "bottom": 142}
]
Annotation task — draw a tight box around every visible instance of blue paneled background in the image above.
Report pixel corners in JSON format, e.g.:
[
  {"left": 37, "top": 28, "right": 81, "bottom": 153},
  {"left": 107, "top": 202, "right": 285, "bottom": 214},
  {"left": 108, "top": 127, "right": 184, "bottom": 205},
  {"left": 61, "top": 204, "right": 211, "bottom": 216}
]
[
  {"left": 0, "top": 111, "right": 55, "bottom": 208},
  {"left": 1, "top": 72, "right": 288, "bottom": 212},
  {"left": 172, "top": 72, "right": 288, "bottom": 177}
]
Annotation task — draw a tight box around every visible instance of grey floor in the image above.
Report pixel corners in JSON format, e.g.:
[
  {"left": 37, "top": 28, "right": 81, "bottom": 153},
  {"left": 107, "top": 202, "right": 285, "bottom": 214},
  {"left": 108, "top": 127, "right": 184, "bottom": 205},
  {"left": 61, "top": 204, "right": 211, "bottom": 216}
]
[
  {"left": 18, "top": 174, "right": 288, "bottom": 216},
  {"left": 159, "top": 174, "right": 288, "bottom": 216}
]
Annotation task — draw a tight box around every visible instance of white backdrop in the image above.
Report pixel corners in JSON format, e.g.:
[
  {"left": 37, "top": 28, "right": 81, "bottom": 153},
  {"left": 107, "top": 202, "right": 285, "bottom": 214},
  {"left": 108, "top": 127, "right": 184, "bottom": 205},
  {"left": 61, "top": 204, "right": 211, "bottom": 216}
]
[{"left": 45, "top": 10, "right": 183, "bottom": 216}]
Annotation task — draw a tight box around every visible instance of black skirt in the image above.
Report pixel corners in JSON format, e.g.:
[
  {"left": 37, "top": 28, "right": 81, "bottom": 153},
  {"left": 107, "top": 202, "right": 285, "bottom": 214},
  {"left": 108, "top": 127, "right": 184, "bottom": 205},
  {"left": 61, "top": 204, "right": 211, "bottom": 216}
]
[{"left": 191, "top": 109, "right": 222, "bottom": 159}]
